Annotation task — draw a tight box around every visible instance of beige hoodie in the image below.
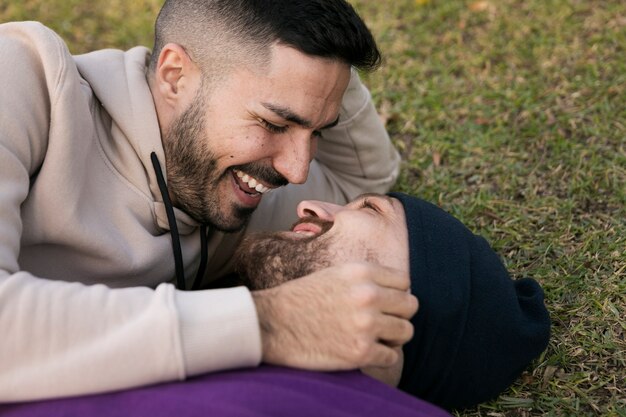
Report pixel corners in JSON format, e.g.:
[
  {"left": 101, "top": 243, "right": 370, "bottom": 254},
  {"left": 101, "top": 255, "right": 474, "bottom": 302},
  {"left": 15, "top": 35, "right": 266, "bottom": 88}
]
[{"left": 0, "top": 21, "right": 400, "bottom": 401}]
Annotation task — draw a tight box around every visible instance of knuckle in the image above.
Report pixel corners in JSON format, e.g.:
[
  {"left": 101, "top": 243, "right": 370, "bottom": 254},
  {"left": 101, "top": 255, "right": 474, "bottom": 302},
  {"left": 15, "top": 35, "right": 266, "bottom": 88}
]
[
  {"left": 399, "top": 293, "right": 418, "bottom": 317},
  {"left": 354, "top": 311, "right": 376, "bottom": 333},
  {"left": 352, "top": 283, "right": 379, "bottom": 307},
  {"left": 408, "top": 294, "right": 419, "bottom": 315},
  {"left": 399, "top": 274, "right": 411, "bottom": 291},
  {"left": 346, "top": 262, "right": 379, "bottom": 281},
  {"left": 352, "top": 338, "right": 372, "bottom": 363},
  {"left": 401, "top": 320, "right": 415, "bottom": 342},
  {"left": 349, "top": 262, "right": 371, "bottom": 279}
]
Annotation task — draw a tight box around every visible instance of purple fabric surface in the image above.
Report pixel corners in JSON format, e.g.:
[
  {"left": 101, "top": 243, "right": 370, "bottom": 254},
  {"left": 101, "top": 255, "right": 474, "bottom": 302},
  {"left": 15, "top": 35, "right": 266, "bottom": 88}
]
[{"left": 0, "top": 365, "right": 451, "bottom": 417}]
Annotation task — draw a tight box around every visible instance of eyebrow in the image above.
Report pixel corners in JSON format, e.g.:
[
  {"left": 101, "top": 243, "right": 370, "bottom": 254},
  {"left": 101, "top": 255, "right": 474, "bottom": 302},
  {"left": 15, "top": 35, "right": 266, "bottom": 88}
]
[
  {"left": 261, "top": 102, "right": 340, "bottom": 130},
  {"left": 350, "top": 193, "right": 397, "bottom": 216},
  {"left": 354, "top": 193, "right": 395, "bottom": 205}
]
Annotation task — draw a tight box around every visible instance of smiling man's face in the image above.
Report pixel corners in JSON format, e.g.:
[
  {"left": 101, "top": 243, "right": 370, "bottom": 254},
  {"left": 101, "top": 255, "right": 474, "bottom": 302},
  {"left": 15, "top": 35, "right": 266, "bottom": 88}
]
[
  {"left": 234, "top": 194, "right": 409, "bottom": 289},
  {"left": 162, "top": 43, "right": 350, "bottom": 232}
]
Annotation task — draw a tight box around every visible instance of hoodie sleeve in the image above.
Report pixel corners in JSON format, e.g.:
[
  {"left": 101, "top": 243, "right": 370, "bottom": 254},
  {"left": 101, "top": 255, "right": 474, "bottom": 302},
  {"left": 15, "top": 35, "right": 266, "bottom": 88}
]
[
  {"left": 315, "top": 69, "right": 401, "bottom": 197},
  {"left": 246, "top": 69, "right": 400, "bottom": 232},
  {"left": 0, "top": 22, "right": 261, "bottom": 402}
]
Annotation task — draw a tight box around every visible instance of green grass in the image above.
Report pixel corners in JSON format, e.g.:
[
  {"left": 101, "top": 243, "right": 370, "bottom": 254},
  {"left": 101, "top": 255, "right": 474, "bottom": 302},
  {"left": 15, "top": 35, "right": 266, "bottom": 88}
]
[{"left": 2, "top": 0, "right": 625, "bottom": 415}]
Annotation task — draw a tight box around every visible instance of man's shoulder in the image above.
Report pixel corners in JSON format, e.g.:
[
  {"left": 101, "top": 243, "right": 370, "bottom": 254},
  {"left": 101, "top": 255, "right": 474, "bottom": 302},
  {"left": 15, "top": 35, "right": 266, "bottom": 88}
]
[
  {"left": 0, "top": 21, "right": 74, "bottom": 83},
  {"left": 0, "top": 21, "right": 67, "bottom": 54}
]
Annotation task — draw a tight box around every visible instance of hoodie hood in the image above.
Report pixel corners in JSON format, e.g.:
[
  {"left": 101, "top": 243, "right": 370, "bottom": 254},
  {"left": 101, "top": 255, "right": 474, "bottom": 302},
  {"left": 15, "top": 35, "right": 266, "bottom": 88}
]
[{"left": 73, "top": 47, "right": 198, "bottom": 233}]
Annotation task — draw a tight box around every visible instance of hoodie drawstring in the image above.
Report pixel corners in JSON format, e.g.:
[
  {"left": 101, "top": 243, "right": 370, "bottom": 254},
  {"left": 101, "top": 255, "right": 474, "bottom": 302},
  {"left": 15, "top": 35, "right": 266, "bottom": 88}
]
[
  {"left": 193, "top": 225, "right": 209, "bottom": 290},
  {"left": 150, "top": 152, "right": 208, "bottom": 291}
]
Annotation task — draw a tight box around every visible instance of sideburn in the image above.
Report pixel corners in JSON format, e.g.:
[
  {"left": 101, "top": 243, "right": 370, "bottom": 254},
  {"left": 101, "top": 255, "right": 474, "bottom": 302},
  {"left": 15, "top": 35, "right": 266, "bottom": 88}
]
[{"left": 162, "top": 88, "right": 218, "bottom": 221}]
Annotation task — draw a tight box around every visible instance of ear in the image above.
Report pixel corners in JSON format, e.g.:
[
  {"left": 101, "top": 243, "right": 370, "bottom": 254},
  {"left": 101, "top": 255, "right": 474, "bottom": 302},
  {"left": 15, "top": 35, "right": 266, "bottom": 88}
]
[{"left": 153, "top": 43, "right": 202, "bottom": 109}]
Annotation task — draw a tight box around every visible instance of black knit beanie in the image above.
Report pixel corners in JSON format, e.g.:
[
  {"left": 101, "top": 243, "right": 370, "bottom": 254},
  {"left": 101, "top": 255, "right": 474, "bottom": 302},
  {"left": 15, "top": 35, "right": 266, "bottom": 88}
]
[{"left": 388, "top": 193, "right": 551, "bottom": 410}]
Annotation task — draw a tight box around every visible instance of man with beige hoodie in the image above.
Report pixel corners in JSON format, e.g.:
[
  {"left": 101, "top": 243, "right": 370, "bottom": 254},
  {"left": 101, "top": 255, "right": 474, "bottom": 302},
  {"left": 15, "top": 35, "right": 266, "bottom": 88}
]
[{"left": 0, "top": 0, "right": 416, "bottom": 401}]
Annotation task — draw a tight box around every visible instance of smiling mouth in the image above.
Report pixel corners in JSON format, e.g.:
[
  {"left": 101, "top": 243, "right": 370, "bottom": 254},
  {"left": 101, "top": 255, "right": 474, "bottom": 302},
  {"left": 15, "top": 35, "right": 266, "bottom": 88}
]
[{"left": 233, "top": 169, "right": 275, "bottom": 195}]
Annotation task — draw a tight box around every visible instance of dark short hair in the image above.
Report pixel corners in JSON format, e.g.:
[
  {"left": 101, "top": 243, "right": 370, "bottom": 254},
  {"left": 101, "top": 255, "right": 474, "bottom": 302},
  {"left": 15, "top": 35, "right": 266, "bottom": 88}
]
[{"left": 150, "top": 0, "right": 381, "bottom": 74}]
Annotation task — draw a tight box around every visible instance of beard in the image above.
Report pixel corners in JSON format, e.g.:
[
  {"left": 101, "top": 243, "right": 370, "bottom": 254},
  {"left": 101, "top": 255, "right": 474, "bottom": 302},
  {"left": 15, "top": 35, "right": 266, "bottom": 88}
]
[
  {"left": 234, "top": 218, "right": 335, "bottom": 290},
  {"left": 161, "top": 87, "right": 287, "bottom": 232}
]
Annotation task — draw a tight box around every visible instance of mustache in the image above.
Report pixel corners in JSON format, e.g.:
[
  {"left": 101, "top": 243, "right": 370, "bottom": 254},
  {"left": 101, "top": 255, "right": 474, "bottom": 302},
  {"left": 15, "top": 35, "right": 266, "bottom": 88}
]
[{"left": 233, "top": 162, "right": 288, "bottom": 188}]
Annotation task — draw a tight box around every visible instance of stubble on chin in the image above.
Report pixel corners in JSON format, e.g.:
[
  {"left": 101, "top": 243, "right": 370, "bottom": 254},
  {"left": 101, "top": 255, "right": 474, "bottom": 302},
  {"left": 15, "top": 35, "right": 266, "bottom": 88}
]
[
  {"left": 161, "top": 87, "right": 250, "bottom": 232},
  {"left": 234, "top": 232, "right": 332, "bottom": 290}
]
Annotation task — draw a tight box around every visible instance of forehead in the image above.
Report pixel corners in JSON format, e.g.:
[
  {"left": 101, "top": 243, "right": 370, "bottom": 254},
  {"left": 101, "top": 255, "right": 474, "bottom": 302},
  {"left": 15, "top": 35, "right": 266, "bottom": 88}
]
[{"left": 243, "top": 43, "right": 351, "bottom": 126}]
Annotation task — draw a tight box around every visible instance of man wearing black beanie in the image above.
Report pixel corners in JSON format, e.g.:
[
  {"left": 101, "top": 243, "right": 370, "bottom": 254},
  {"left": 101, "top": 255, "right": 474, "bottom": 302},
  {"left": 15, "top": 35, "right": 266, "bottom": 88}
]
[
  {"left": 235, "top": 192, "right": 551, "bottom": 410},
  {"left": 388, "top": 193, "right": 551, "bottom": 409}
]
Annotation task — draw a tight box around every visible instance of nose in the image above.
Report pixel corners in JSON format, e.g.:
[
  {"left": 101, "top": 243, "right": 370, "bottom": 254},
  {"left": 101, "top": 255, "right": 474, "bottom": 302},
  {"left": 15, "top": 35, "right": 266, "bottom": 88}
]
[
  {"left": 272, "top": 132, "right": 316, "bottom": 185},
  {"left": 297, "top": 200, "right": 345, "bottom": 221}
]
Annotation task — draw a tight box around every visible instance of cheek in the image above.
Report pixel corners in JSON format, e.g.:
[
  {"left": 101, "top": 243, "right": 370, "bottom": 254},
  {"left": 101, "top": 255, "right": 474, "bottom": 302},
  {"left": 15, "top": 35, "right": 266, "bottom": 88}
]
[
  {"left": 212, "top": 128, "right": 276, "bottom": 165},
  {"left": 380, "top": 228, "right": 409, "bottom": 272},
  {"left": 310, "top": 136, "right": 319, "bottom": 160},
  {"left": 324, "top": 233, "right": 374, "bottom": 265},
  {"left": 333, "top": 224, "right": 405, "bottom": 269}
]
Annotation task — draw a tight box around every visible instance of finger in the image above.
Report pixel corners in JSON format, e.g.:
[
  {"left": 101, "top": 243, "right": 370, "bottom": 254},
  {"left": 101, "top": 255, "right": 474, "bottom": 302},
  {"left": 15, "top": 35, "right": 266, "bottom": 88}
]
[
  {"left": 376, "top": 315, "right": 414, "bottom": 346},
  {"left": 352, "top": 284, "right": 418, "bottom": 319},
  {"left": 364, "top": 264, "right": 411, "bottom": 291},
  {"left": 361, "top": 342, "right": 400, "bottom": 368},
  {"left": 342, "top": 262, "right": 410, "bottom": 291},
  {"left": 378, "top": 287, "right": 419, "bottom": 319}
]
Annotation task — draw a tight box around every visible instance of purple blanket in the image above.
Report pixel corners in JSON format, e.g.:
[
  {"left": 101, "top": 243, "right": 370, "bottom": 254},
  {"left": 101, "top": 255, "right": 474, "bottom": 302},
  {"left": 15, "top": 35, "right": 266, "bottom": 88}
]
[{"left": 0, "top": 366, "right": 451, "bottom": 417}]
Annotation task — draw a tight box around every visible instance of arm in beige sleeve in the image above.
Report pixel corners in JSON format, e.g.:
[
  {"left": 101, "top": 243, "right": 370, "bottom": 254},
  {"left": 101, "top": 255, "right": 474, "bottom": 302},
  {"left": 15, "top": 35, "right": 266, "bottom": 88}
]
[{"left": 0, "top": 22, "right": 261, "bottom": 402}]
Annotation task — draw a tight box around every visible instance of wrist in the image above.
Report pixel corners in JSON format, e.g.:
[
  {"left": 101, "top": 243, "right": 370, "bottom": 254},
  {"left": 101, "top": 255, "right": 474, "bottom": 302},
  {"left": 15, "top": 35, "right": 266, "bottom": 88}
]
[{"left": 251, "top": 288, "right": 281, "bottom": 364}]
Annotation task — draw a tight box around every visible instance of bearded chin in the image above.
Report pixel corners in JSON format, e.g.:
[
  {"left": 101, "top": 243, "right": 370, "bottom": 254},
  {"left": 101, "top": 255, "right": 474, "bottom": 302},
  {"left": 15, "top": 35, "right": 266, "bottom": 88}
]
[{"left": 234, "top": 232, "right": 331, "bottom": 290}]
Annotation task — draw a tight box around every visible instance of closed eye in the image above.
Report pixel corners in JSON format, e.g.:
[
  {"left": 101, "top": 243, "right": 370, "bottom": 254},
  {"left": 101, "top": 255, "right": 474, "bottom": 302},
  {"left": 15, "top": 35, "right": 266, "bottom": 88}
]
[
  {"left": 259, "top": 118, "right": 288, "bottom": 134},
  {"left": 359, "top": 198, "right": 381, "bottom": 213},
  {"left": 259, "top": 118, "right": 323, "bottom": 140},
  {"left": 260, "top": 118, "right": 325, "bottom": 140}
]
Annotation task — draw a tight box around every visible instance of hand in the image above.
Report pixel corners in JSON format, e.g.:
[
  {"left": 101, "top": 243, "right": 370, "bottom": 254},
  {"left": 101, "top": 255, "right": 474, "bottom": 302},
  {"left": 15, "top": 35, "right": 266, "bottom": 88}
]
[
  {"left": 252, "top": 262, "right": 418, "bottom": 371},
  {"left": 361, "top": 346, "right": 404, "bottom": 387}
]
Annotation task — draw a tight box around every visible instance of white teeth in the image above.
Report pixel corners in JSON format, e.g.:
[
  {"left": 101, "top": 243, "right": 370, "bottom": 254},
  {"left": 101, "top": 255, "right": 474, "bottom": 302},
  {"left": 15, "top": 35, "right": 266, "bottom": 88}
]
[
  {"left": 295, "top": 230, "right": 315, "bottom": 236},
  {"left": 234, "top": 169, "right": 273, "bottom": 194}
]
